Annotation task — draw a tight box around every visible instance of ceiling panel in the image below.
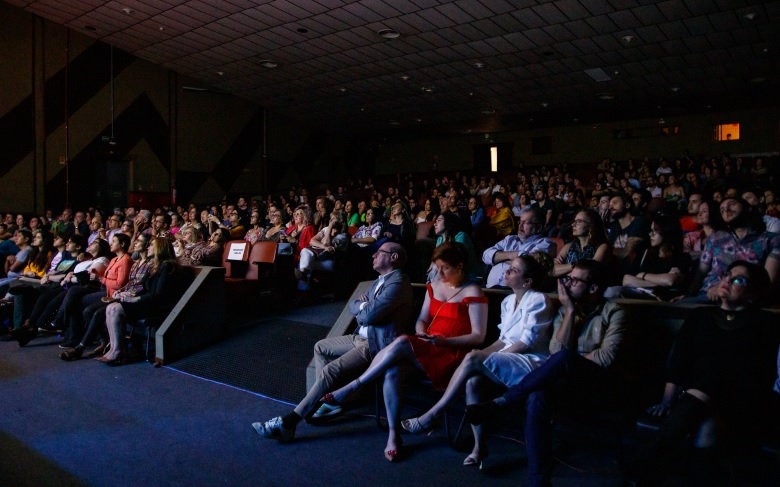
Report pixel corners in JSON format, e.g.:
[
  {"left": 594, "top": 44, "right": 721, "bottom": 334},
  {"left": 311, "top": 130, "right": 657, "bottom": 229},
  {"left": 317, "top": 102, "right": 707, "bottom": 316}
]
[{"left": 7, "top": 0, "right": 777, "bottom": 134}]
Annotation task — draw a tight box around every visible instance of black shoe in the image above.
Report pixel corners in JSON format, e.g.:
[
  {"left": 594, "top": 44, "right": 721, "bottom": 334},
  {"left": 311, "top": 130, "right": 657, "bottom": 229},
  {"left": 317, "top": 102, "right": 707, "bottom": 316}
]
[
  {"left": 59, "top": 345, "right": 84, "bottom": 361},
  {"left": 38, "top": 321, "right": 62, "bottom": 333},
  {"left": 14, "top": 327, "right": 39, "bottom": 347}
]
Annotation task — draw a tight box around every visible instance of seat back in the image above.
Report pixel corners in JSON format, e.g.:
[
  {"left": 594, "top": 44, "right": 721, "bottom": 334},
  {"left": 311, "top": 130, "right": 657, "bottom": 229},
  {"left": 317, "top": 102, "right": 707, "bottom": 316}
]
[
  {"left": 416, "top": 221, "right": 434, "bottom": 240},
  {"left": 548, "top": 236, "right": 565, "bottom": 256},
  {"left": 222, "top": 240, "right": 250, "bottom": 278},
  {"left": 246, "top": 241, "right": 277, "bottom": 280}
]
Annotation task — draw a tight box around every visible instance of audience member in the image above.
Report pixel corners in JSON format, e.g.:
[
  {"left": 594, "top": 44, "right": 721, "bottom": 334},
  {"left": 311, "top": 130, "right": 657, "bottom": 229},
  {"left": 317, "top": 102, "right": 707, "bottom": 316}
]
[
  {"left": 253, "top": 242, "right": 413, "bottom": 441},
  {"left": 482, "top": 207, "right": 556, "bottom": 288}
]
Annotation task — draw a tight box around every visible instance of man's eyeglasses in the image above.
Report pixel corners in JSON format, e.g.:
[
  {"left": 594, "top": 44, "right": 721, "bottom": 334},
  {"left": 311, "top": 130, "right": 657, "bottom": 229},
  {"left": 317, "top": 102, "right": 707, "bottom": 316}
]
[
  {"left": 375, "top": 249, "right": 395, "bottom": 256},
  {"left": 561, "top": 275, "right": 590, "bottom": 286}
]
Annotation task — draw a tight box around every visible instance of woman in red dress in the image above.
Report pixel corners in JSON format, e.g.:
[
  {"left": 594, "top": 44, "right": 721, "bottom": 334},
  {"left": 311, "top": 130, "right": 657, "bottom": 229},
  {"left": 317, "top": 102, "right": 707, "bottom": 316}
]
[{"left": 322, "top": 242, "right": 488, "bottom": 462}]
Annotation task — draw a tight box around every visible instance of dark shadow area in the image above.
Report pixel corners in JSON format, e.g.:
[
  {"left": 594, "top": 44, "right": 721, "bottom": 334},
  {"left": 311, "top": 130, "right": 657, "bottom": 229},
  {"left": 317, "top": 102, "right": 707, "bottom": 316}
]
[{"left": 0, "top": 431, "right": 86, "bottom": 487}]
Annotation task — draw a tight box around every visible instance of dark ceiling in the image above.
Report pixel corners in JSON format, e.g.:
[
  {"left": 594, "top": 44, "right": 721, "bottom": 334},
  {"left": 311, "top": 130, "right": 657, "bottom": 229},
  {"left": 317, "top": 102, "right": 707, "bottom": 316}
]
[{"left": 5, "top": 0, "right": 779, "bottom": 135}]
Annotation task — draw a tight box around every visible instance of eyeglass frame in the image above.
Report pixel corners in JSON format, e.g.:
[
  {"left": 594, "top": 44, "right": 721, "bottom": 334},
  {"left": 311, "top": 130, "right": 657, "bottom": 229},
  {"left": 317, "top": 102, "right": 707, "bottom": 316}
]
[{"left": 560, "top": 274, "right": 591, "bottom": 287}]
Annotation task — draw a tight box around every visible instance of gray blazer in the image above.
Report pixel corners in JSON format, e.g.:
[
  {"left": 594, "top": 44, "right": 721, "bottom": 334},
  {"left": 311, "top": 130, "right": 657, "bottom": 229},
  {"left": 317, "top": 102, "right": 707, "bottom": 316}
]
[{"left": 349, "top": 269, "right": 414, "bottom": 356}]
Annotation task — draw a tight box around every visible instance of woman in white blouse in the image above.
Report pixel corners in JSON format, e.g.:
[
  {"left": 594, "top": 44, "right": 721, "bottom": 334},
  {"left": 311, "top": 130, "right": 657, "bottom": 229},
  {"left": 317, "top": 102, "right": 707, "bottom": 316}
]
[{"left": 402, "top": 254, "right": 555, "bottom": 467}]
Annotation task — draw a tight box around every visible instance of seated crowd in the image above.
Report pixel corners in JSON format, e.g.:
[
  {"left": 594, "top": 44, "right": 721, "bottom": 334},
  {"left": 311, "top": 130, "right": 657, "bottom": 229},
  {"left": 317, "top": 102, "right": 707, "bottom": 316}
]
[{"left": 1, "top": 153, "right": 778, "bottom": 484}]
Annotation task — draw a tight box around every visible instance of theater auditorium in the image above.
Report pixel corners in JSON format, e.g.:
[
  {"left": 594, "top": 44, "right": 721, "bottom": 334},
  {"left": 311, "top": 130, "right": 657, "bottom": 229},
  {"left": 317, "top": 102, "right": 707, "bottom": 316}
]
[{"left": 1, "top": 1, "right": 778, "bottom": 485}]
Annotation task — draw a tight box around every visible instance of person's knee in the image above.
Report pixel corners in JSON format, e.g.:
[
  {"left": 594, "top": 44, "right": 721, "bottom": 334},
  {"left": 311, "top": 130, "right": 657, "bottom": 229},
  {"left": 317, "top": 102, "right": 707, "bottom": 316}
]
[
  {"left": 526, "top": 391, "right": 549, "bottom": 417},
  {"left": 106, "top": 302, "right": 123, "bottom": 320},
  {"left": 313, "top": 338, "right": 328, "bottom": 356},
  {"left": 462, "top": 350, "right": 483, "bottom": 368},
  {"left": 465, "top": 375, "right": 483, "bottom": 401}
]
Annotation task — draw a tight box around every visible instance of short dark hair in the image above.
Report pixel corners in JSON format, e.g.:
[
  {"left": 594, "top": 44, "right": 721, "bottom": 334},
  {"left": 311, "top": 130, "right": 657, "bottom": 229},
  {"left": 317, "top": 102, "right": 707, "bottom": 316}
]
[
  {"left": 727, "top": 260, "right": 771, "bottom": 306},
  {"left": 113, "top": 233, "right": 132, "bottom": 252},
  {"left": 573, "top": 259, "right": 607, "bottom": 289}
]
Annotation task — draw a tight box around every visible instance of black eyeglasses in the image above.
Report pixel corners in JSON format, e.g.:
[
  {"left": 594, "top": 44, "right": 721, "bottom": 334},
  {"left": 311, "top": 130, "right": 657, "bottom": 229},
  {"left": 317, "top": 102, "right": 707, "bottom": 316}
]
[
  {"left": 375, "top": 249, "right": 394, "bottom": 256},
  {"left": 561, "top": 275, "right": 590, "bottom": 286}
]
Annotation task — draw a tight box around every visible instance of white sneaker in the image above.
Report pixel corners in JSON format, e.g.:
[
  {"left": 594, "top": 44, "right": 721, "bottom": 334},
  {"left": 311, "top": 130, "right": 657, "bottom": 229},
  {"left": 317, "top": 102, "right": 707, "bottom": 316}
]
[
  {"left": 252, "top": 416, "right": 295, "bottom": 441},
  {"left": 311, "top": 402, "right": 343, "bottom": 420}
]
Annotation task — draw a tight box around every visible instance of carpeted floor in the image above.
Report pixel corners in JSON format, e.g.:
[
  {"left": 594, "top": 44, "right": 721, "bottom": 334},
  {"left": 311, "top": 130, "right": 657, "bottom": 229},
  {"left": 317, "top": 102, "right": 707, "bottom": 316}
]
[{"left": 168, "top": 319, "right": 327, "bottom": 403}]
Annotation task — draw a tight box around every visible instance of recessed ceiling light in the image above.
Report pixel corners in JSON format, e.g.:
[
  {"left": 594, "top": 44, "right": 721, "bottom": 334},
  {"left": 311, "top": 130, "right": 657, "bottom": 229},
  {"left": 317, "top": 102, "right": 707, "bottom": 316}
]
[
  {"left": 572, "top": 117, "right": 580, "bottom": 123},
  {"left": 481, "top": 108, "right": 495, "bottom": 115},
  {"left": 421, "top": 85, "right": 434, "bottom": 93},
  {"left": 658, "top": 118, "right": 666, "bottom": 125},
  {"left": 257, "top": 60, "right": 278, "bottom": 69},
  {"left": 388, "top": 120, "right": 401, "bottom": 126},
  {"left": 400, "top": 75, "right": 409, "bottom": 81},
  {"left": 121, "top": 7, "right": 134, "bottom": 15},
  {"left": 216, "top": 71, "right": 224, "bottom": 76},
  {"left": 670, "top": 86, "right": 680, "bottom": 93},
  {"left": 377, "top": 28, "right": 400, "bottom": 39},
  {"left": 338, "top": 87, "right": 347, "bottom": 93},
  {"left": 597, "top": 93, "right": 615, "bottom": 100},
  {"left": 415, "top": 118, "right": 423, "bottom": 123},
  {"left": 540, "top": 102, "right": 549, "bottom": 108},
  {"left": 620, "top": 35, "right": 635, "bottom": 44},
  {"left": 158, "top": 26, "right": 165, "bottom": 31},
  {"left": 744, "top": 12, "right": 756, "bottom": 21},
  {"left": 84, "top": 25, "right": 96, "bottom": 31},
  {"left": 473, "top": 62, "right": 485, "bottom": 69},
  {"left": 584, "top": 67, "right": 612, "bottom": 82}
]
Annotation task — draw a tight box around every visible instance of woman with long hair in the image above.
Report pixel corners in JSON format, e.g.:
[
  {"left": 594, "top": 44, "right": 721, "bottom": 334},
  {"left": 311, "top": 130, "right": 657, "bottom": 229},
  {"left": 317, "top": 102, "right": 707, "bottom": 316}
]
[
  {"left": 383, "top": 201, "right": 415, "bottom": 249},
  {"left": 682, "top": 198, "right": 723, "bottom": 260},
  {"left": 608, "top": 213, "right": 687, "bottom": 299},
  {"left": 283, "top": 205, "right": 316, "bottom": 263},
  {"left": 416, "top": 198, "right": 437, "bottom": 223},
  {"left": 428, "top": 212, "right": 478, "bottom": 281},
  {"left": 553, "top": 208, "right": 610, "bottom": 277},
  {"left": 489, "top": 193, "right": 515, "bottom": 238},
  {"left": 320, "top": 243, "right": 488, "bottom": 462}
]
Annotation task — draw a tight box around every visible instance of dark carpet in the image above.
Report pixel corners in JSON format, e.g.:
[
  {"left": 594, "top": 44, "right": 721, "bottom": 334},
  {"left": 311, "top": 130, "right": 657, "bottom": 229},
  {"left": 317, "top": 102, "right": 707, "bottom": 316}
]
[{"left": 167, "top": 319, "right": 327, "bottom": 403}]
